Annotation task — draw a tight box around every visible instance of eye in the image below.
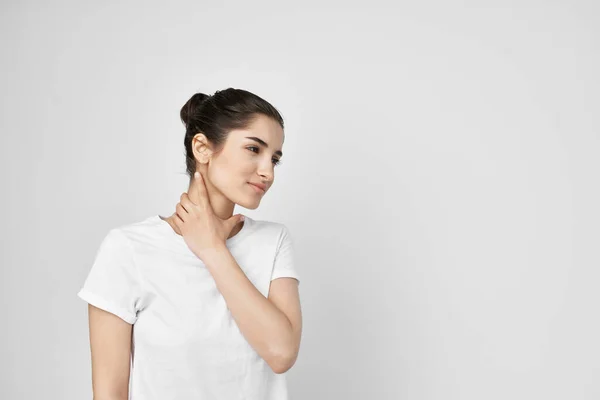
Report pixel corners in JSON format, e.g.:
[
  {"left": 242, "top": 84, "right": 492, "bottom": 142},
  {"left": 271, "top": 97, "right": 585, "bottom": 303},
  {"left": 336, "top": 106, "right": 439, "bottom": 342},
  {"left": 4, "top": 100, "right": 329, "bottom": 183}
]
[{"left": 247, "top": 146, "right": 282, "bottom": 166}]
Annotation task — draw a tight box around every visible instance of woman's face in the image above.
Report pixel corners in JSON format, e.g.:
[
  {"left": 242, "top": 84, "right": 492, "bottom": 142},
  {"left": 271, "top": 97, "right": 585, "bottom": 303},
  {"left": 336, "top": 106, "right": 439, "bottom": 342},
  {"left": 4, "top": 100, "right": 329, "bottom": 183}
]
[{"left": 202, "top": 114, "right": 284, "bottom": 210}]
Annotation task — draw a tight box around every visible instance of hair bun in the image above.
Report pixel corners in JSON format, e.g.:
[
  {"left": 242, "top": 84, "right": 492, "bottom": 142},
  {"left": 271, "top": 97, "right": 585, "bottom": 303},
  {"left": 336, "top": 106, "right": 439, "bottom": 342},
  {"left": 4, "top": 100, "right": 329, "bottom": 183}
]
[{"left": 180, "top": 92, "right": 210, "bottom": 128}]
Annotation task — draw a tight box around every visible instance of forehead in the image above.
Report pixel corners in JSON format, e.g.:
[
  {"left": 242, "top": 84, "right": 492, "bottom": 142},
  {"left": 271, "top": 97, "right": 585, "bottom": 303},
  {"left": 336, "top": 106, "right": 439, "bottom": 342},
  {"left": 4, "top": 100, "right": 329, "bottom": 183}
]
[{"left": 228, "top": 114, "right": 284, "bottom": 148}]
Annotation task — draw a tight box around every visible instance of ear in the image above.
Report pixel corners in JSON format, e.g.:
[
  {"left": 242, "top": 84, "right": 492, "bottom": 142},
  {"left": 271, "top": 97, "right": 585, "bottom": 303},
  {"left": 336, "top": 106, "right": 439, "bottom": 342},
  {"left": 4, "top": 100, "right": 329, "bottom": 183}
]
[{"left": 192, "top": 133, "right": 213, "bottom": 164}]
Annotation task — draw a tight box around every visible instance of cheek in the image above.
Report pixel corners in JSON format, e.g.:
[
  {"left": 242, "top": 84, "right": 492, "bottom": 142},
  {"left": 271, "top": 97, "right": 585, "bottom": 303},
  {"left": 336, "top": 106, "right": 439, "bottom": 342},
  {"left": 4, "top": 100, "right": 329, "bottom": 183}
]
[
  {"left": 207, "top": 158, "right": 248, "bottom": 189},
  {"left": 225, "top": 153, "right": 256, "bottom": 176}
]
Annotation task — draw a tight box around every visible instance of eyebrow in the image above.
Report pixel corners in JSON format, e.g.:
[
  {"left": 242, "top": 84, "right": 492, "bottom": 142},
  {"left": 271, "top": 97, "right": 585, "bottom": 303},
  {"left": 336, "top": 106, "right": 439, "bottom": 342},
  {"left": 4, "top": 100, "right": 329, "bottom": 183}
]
[{"left": 245, "top": 136, "right": 283, "bottom": 157}]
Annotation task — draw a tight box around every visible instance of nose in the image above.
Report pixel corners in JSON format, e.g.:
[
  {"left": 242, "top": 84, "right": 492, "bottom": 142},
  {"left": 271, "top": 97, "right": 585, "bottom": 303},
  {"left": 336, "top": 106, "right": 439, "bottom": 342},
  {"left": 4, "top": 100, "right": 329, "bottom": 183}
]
[{"left": 257, "top": 163, "right": 274, "bottom": 184}]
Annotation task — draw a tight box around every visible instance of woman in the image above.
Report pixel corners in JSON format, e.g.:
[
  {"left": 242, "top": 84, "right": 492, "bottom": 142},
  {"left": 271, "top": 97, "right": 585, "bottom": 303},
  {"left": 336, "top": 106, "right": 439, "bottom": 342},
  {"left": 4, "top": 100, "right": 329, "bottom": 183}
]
[{"left": 77, "top": 88, "right": 302, "bottom": 399}]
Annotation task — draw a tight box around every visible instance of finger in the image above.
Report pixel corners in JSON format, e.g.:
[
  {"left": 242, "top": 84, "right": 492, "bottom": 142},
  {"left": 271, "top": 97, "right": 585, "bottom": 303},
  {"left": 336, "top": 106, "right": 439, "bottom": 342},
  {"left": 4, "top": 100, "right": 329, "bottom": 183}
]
[
  {"left": 176, "top": 203, "right": 188, "bottom": 221},
  {"left": 177, "top": 196, "right": 191, "bottom": 213},
  {"left": 174, "top": 213, "right": 184, "bottom": 226},
  {"left": 180, "top": 192, "right": 196, "bottom": 210},
  {"left": 194, "top": 171, "right": 211, "bottom": 210},
  {"left": 179, "top": 192, "right": 191, "bottom": 212},
  {"left": 174, "top": 213, "right": 184, "bottom": 225},
  {"left": 187, "top": 178, "right": 201, "bottom": 205}
]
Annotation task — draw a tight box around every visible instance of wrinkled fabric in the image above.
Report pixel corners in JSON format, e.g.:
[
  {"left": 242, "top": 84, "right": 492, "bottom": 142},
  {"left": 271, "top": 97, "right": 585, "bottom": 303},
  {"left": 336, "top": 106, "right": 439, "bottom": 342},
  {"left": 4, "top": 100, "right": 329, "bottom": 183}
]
[{"left": 77, "top": 214, "right": 300, "bottom": 399}]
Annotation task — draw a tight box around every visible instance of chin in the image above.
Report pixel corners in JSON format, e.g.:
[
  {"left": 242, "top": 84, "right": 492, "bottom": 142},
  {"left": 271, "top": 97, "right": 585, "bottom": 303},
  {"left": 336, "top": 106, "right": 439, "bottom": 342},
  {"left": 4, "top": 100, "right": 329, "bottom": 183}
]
[
  {"left": 232, "top": 193, "right": 261, "bottom": 210},
  {"left": 238, "top": 199, "right": 260, "bottom": 210}
]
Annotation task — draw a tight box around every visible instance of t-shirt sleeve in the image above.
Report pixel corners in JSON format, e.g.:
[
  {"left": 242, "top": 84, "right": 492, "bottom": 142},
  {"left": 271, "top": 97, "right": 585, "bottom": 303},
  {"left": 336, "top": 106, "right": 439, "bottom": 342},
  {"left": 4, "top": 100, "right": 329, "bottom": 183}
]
[
  {"left": 77, "top": 229, "right": 142, "bottom": 324},
  {"left": 270, "top": 225, "right": 300, "bottom": 285}
]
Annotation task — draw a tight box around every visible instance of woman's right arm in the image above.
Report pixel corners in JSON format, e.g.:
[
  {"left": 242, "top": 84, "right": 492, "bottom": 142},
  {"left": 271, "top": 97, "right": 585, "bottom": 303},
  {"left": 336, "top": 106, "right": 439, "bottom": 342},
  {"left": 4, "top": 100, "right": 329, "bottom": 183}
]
[{"left": 87, "top": 303, "right": 133, "bottom": 400}]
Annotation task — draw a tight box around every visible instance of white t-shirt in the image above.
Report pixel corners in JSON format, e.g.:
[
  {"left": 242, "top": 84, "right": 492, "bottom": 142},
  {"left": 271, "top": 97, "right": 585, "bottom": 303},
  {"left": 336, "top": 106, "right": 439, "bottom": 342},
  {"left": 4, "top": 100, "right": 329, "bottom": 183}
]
[{"left": 77, "top": 214, "right": 300, "bottom": 400}]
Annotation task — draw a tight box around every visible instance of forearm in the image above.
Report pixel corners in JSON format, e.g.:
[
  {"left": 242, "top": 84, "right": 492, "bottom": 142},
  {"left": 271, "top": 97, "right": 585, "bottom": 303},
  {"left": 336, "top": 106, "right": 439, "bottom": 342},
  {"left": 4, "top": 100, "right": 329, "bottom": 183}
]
[{"left": 200, "top": 245, "right": 294, "bottom": 370}]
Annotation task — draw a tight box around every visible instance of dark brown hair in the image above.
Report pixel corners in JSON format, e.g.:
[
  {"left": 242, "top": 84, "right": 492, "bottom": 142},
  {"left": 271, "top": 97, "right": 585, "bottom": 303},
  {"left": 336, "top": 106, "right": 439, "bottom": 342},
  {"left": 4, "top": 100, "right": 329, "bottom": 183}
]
[{"left": 180, "top": 88, "right": 285, "bottom": 178}]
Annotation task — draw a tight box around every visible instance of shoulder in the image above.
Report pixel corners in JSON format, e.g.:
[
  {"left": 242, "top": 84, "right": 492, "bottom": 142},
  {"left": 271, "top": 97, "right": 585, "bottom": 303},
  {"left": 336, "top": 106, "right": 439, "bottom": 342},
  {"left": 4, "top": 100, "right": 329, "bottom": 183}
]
[
  {"left": 104, "top": 215, "right": 165, "bottom": 247},
  {"left": 246, "top": 216, "right": 289, "bottom": 238},
  {"left": 245, "top": 217, "right": 293, "bottom": 252}
]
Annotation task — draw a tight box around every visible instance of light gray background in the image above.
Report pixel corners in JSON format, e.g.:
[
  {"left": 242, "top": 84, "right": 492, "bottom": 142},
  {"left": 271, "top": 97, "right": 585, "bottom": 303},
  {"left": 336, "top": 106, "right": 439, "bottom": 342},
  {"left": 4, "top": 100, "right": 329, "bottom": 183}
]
[{"left": 1, "top": 1, "right": 599, "bottom": 399}]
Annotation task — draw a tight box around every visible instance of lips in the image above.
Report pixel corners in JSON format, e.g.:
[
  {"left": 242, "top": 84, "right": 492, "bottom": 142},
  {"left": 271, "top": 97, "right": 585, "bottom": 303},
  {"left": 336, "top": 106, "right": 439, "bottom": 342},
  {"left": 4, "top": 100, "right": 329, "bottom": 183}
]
[{"left": 249, "top": 183, "right": 266, "bottom": 193}]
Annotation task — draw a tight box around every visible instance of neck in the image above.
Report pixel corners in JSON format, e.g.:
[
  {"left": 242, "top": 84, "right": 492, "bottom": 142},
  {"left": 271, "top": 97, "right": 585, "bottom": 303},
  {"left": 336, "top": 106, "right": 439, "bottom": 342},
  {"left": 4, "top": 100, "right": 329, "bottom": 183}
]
[
  {"left": 162, "top": 176, "right": 241, "bottom": 239},
  {"left": 187, "top": 175, "right": 236, "bottom": 221}
]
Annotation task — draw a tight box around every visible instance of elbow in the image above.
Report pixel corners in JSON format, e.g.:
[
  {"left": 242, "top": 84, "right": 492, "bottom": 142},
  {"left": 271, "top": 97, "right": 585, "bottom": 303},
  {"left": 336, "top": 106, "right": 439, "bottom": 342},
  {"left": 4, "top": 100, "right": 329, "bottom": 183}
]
[
  {"left": 270, "top": 357, "right": 293, "bottom": 375},
  {"left": 268, "top": 348, "right": 298, "bottom": 375}
]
